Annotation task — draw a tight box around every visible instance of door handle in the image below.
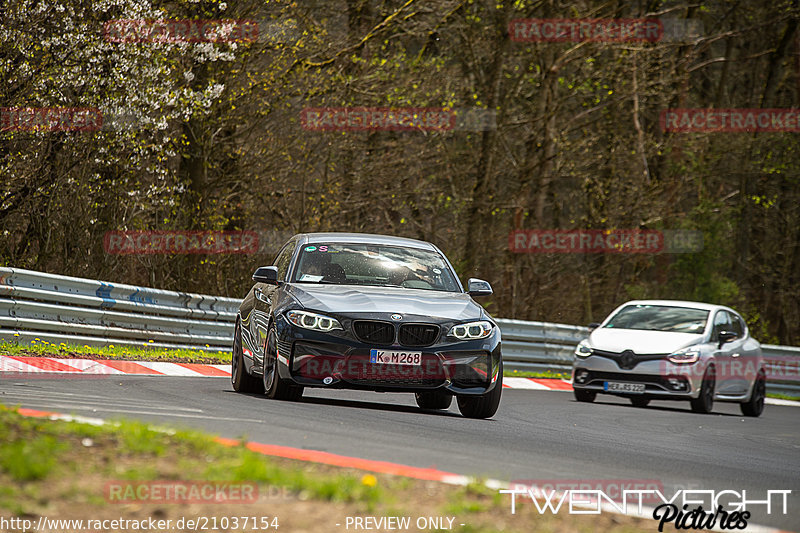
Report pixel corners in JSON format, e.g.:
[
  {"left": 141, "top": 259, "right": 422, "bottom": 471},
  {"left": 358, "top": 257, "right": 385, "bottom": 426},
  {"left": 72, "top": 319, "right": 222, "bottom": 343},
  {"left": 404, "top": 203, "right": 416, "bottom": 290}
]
[{"left": 731, "top": 353, "right": 740, "bottom": 358}]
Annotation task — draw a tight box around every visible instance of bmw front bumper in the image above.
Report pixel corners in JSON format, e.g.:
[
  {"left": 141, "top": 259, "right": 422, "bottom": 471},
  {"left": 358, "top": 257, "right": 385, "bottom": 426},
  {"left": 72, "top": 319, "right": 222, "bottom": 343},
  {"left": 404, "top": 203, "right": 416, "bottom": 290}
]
[{"left": 275, "top": 314, "right": 502, "bottom": 395}]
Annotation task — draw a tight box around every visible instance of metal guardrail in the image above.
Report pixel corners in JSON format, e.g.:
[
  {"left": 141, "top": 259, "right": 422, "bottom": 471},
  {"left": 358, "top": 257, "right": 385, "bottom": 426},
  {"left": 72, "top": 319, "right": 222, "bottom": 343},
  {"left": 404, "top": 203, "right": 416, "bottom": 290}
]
[
  {"left": 761, "top": 344, "right": 800, "bottom": 397},
  {"left": 495, "top": 318, "right": 587, "bottom": 373},
  {"left": 0, "top": 267, "right": 798, "bottom": 396},
  {"left": 0, "top": 267, "right": 239, "bottom": 351}
]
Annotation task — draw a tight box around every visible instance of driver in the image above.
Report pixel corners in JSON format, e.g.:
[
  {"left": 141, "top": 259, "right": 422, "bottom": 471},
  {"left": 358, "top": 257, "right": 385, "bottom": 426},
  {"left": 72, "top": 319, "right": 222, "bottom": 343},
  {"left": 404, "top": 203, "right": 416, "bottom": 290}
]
[
  {"left": 387, "top": 265, "right": 415, "bottom": 286},
  {"left": 299, "top": 252, "right": 331, "bottom": 278}
]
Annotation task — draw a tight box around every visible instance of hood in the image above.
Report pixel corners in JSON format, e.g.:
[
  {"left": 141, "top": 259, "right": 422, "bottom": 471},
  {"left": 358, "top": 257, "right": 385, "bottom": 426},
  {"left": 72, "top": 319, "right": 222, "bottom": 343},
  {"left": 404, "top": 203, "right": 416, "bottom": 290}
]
[
  {"left": 287, "top": 283, "right": 483, "bottom": 321},
  {"left": 588, "top": 328, "right": 702, "bottom": 354}
]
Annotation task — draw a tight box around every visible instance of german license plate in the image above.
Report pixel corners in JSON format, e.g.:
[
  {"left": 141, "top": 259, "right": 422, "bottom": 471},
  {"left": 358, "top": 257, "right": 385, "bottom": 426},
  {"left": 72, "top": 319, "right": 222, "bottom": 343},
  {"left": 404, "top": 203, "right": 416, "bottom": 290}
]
[
  {"left": 369, "top": 349, "right": 422, "bottom": 366},
  {"left": 604, "top": 381, "right": 645, "bottom": 394}
]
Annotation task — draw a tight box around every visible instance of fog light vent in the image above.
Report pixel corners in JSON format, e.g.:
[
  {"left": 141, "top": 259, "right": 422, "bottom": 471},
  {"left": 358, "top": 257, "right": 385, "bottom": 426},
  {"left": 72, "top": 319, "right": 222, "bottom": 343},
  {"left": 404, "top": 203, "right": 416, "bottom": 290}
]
[{"left": 668, "top": 377, "right": 687, "bottom": 390}]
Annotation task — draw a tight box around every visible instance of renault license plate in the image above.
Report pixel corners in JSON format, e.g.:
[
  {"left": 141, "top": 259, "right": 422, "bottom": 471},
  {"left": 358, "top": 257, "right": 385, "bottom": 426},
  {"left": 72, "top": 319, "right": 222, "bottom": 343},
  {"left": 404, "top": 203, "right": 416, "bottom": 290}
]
[{"left": 604, "top": 381, "right": 645, "bottom": 394}]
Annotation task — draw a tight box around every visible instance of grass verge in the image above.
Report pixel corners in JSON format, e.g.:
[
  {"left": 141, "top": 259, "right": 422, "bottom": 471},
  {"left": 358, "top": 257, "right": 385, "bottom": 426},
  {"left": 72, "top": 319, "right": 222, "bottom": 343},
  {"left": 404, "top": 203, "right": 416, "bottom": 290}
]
[
  {"left": 0, "top": 404, "right": 654, "bottom": 532},
  {"left": 504, "top": 369, "right": 571, "bottom": 379}
]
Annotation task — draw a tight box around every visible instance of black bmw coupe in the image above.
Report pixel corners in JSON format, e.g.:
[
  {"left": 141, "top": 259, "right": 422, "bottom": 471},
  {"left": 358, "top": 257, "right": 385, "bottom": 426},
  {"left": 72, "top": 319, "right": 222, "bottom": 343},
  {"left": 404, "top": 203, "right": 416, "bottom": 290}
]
[{"left": 232, "top": 232, "right": 503, "bottom": 418}]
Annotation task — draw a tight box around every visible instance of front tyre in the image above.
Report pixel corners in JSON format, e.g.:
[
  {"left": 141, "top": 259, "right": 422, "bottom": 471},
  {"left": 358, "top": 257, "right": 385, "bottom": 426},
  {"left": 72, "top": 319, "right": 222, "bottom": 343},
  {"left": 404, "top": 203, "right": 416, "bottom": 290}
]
[
  {"left": 690, "top": 365, "right": 715, "bottom": 414},
  {"left": 263, "top": 325, "right": 303, "bottom": 401},
  {"left": 573, "top": 389, "right": 596, "bottom": 403},
  {"left": 415, "top": 390, "right": 453, "bottom": 410},
  {"left": 630, "top": 396, "right": 650, "bottom": 408},
  {"left": 740, "top": 370, "right": 766, "bottom": 417},
  {"left": 231, "top": 319, "right": 262, "bottom": 393},
  {"left": 457, "top": 361, "right": 503, "bottom": 419}
]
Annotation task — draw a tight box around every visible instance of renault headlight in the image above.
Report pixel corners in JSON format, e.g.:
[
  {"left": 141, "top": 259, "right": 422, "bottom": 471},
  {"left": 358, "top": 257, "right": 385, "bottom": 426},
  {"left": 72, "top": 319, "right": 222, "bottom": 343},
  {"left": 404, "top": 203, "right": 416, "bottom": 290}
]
[
  {"left": 448, "top": 321, "right": 493, "bottom": 340},
  {"left": 668, "top": 346, "right": 700, "bottom": 364},
  {"left": 286, "top": 310, "right": 343, "bottom": 332},
  {"left": 575, "top": 341, "right": 593, "bottom": 358}
]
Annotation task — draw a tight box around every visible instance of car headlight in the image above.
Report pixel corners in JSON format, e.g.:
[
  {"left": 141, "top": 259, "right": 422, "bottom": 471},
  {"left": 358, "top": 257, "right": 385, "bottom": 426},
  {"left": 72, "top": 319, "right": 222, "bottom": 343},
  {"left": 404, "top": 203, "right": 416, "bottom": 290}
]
[
  {"left": 575, "top": 341, "right": 593, "bottom": 358},
  {"left": 285, "top": 310, "right": 343, "bottom": 332},
  {"left": 668, "top": 346, "right": 700, "bottom": 364},
  {"left": 448, "top": 321, "right": 493, "bottom": 340}
]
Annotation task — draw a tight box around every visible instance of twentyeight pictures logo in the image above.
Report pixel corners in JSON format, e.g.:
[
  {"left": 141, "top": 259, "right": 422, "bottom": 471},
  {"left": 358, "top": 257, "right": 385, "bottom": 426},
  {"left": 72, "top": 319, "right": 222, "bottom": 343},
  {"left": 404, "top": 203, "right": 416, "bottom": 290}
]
[
  {"left": 509, "top": 479, "right": 665, "bottom": 504},
  {"left": 500, "top": 485, "right": 791, "bottom": 531}
]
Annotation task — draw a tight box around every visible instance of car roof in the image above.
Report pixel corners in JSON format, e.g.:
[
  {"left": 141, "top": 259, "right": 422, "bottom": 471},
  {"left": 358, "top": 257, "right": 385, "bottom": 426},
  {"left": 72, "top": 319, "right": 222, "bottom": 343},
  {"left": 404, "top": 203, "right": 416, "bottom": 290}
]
[
  {"left": 620, "top": 300, "right": 734, "bottom": 313},
  {"left": 293, "top": 232, "right": 436, "bottom": 250}
]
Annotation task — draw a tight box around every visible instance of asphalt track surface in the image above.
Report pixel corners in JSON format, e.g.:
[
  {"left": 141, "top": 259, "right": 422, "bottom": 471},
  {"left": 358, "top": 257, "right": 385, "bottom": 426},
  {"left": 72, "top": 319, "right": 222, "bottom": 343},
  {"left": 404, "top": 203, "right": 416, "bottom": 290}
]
[{"left": 1, "top": 374, "right": 798, "bottom": 531}]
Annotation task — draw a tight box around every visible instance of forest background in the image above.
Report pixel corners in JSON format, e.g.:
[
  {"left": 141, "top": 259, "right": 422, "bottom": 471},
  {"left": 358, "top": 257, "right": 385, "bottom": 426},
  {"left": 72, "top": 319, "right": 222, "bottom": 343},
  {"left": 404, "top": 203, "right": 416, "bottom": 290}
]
[{"left": 2, "top": 0, "right": 798, "bottom": 344}]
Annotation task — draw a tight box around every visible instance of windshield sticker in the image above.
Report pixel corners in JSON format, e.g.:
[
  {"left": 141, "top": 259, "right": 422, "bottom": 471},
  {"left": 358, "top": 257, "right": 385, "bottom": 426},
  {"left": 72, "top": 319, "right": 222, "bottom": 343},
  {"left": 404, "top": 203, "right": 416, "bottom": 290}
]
[
  {"left": 304, "top": 246, "right": 317, "bottom": 252},
  {"left": 299, "top": 274, "right": 324, "bottom": 282}
]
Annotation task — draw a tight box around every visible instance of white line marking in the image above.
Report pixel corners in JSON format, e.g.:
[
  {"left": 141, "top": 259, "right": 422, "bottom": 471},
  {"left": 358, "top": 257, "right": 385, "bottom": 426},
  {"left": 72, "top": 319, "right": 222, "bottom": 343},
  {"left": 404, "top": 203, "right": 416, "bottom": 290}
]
[
  {"left": 765, "top": 398, "right": 800, "bottom": 407},
  {"left": 9, "top": 401, "right": 263, "bottom": 423},
  {"left": 57, "top": 358, "right": 126, "bottom": 374},
  {"left": 0, "top": 356, "right": 46, "bottom": 373},
  {"left": 136, "top": 361, "right": 207, "bottom": 377},
  {"left": 504, "top": 377, "right": 552, "bottom": 390},
  {"left": 0, "top": 394, "right": 205, "bottom": 412}
]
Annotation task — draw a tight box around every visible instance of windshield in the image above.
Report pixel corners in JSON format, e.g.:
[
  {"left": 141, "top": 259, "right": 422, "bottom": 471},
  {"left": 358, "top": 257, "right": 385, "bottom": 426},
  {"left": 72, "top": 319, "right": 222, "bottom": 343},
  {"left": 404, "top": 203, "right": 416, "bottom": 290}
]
[
  {"left": 603, "top": 305, "right": 709, "bottom": 333},
  {"left": 291, "top": 243, "right": 460, "bottom": 292}
]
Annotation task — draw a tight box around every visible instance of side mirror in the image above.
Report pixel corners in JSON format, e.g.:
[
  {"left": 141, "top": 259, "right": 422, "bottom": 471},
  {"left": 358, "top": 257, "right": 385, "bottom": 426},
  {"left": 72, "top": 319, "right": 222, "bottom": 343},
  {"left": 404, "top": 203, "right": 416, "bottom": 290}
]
[
  {"left": 467, "top": 278, "right": 493, "bottom": 297},
  {"left": 252, "top": 266, "right": 279, "bottom": 285},
  {"left": 588, "top": 322, "right": 601, "bottom": 331},
  {"left": 718, "top": 330, "right": 738, "bottom": 347}
]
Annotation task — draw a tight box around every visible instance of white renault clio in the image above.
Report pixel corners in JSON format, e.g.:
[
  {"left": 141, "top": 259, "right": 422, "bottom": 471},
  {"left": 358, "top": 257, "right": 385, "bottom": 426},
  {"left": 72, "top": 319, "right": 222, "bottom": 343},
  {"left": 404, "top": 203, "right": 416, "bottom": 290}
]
[{"left": 571, "top": 300, "right": 765, "bottom": 416}]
